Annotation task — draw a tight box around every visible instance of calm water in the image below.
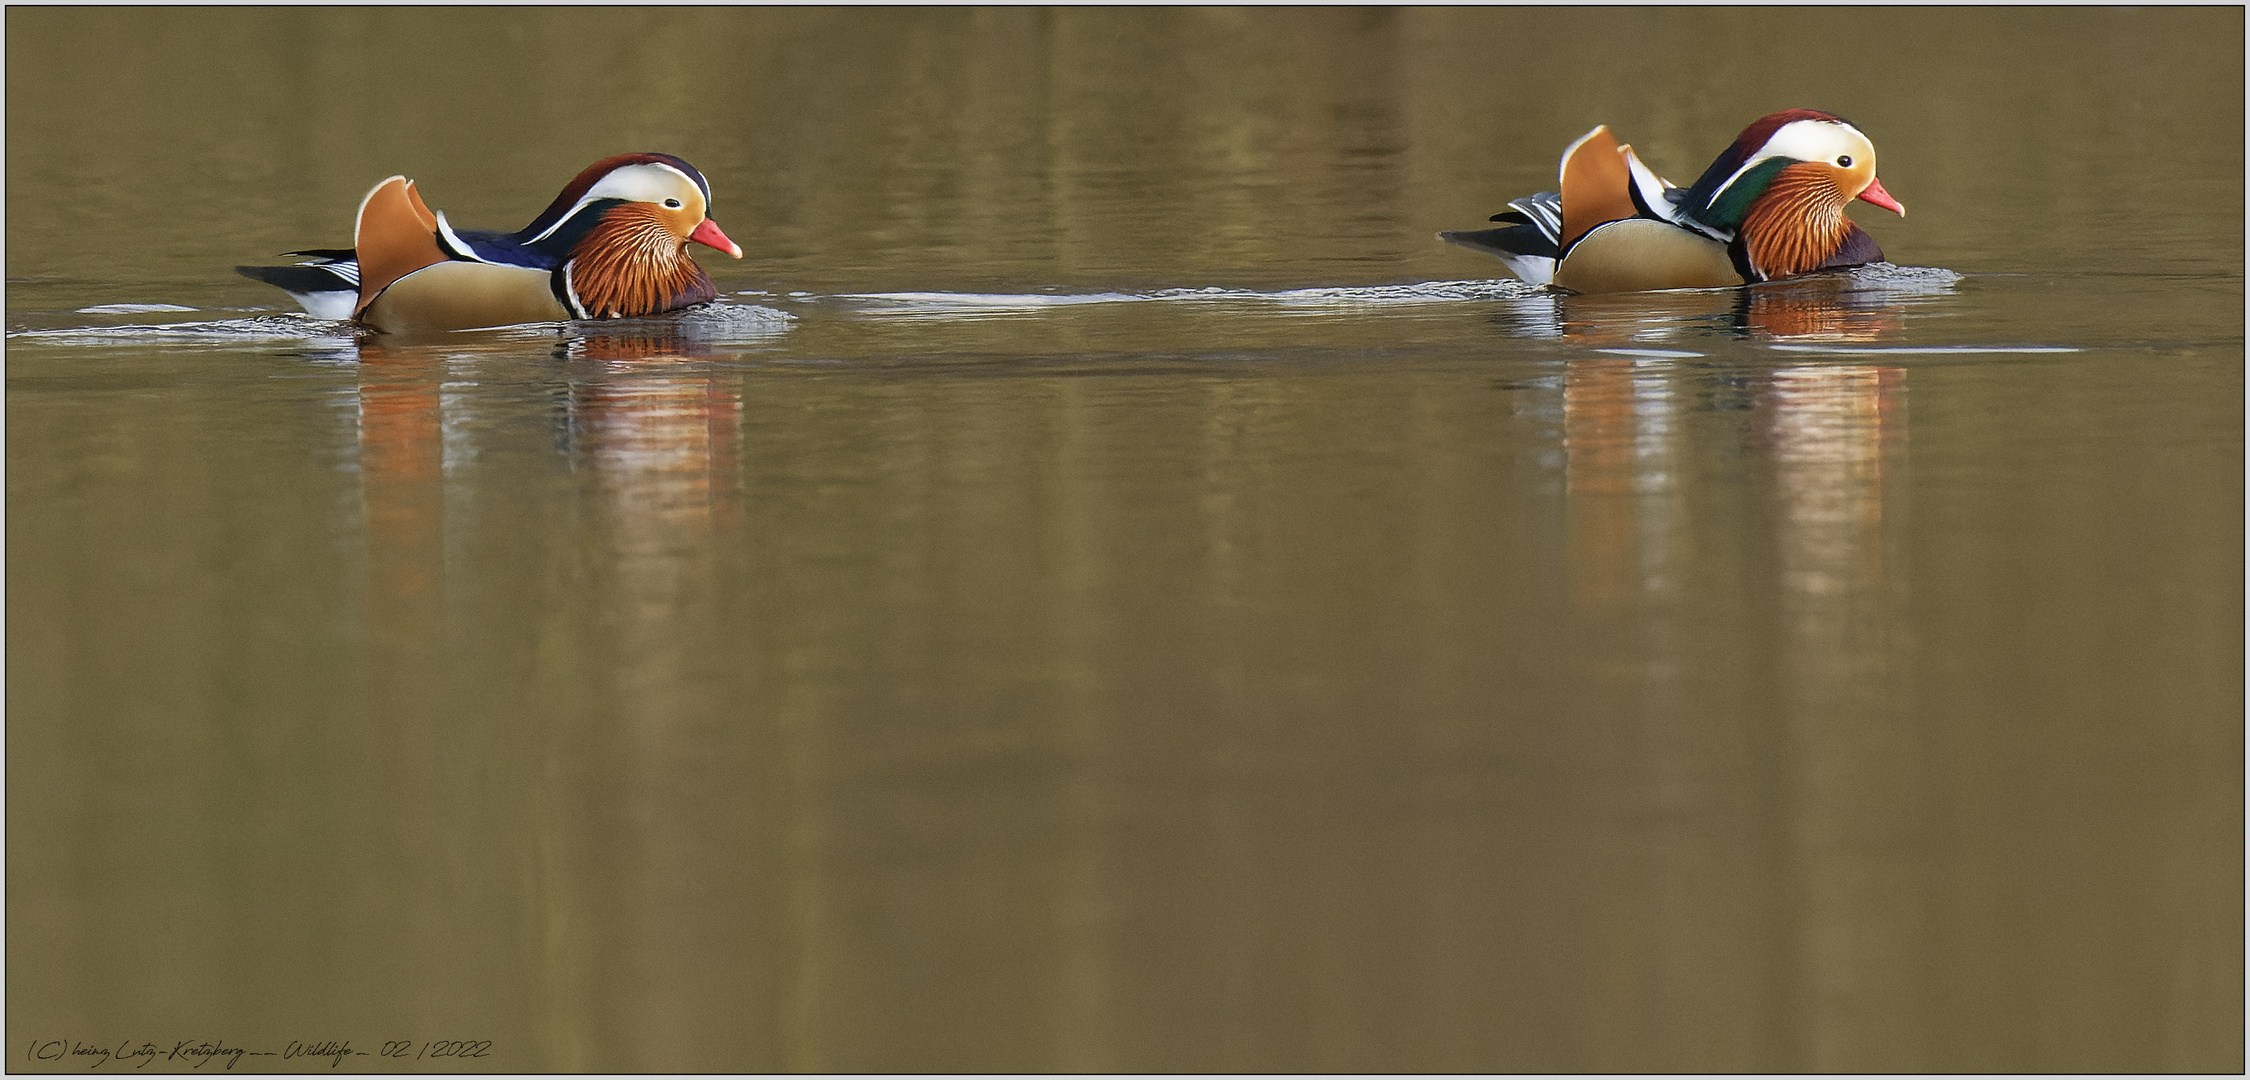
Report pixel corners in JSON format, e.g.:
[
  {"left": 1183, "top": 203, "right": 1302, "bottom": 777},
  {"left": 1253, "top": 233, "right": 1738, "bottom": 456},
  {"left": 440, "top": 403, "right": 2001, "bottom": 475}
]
[{"left": 7, "top": 7, "right": 2242, "bottom": 1073}]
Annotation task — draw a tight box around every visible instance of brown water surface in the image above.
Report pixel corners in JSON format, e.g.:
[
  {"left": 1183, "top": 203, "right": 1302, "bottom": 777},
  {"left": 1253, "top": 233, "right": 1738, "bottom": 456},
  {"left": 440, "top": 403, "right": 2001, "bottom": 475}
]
[{"left": 7, "top": 7, "right": 2243, "bottom": 1073}]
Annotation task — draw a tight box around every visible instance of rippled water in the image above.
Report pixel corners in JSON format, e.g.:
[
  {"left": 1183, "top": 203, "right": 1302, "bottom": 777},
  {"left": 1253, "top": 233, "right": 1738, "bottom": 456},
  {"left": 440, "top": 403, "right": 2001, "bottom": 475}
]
[{"left": 8, "top": 7, "right": 2242, "bottom": 1073}]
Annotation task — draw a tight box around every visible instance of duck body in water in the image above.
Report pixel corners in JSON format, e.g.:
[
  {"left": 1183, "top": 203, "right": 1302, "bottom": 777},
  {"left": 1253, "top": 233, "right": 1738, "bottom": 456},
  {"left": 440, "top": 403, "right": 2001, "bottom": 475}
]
[
  {"left": 237, "top": 153, "right": 744, "bottom": 333},
  {"left": 1442, "top": 110, "right": 1905, "bottom": 294}
]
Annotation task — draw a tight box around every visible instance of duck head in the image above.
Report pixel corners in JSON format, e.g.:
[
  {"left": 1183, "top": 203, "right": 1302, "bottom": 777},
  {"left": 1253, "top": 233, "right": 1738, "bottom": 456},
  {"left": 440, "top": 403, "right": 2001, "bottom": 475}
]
[
  {"left": 1680, "top": 110, "right": 1904, "bottom": 280},
  {"left": 516, "top": 153, "right": 743, "bottom": 319}
]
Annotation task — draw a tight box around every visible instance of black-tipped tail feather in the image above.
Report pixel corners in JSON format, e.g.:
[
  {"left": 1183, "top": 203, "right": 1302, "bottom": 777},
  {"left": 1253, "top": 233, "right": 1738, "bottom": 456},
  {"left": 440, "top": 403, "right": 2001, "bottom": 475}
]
[
  {"left": 1437, "top": 227, "right": 1542, "bottom": 259},
  {"left": 1440, "top": 191, "right": 1563, "bottom": 285},
  {"left": 236, "top": 251, "right": 361, "bottom": 321},
  {"left": 1443, "top": 194, "right": 1564, "bottom": 258},
  {"left": 233, "top": 262, "right": 354, "bottom": 295}
]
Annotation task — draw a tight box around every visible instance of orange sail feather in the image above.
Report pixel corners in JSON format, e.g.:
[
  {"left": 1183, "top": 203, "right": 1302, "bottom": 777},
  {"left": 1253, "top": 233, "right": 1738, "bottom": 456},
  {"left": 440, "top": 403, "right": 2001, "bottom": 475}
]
[{"left": 352, "top": 177, "right": 447, "bottom": 319}]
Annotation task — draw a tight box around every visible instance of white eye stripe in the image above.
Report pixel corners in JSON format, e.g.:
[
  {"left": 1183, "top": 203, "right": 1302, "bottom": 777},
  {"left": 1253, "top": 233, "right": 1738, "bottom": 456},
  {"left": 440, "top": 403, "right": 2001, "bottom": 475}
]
[
  {"left": 584, "top": 163, "right": 698, "bottom": 204},
  {"left": 1755, "top": 120, "right": 1870, "bottom": 167},
  {"left": 523, "top": 162, "right": 706, "bottom": 244},
  {"left": 1711, "top": 119, "right": 1874, "bottom": 206}
]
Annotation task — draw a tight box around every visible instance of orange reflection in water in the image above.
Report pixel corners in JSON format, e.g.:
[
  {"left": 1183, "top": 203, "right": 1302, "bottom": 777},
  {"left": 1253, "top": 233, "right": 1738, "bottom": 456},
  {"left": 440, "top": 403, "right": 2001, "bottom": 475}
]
[
  {"left": 356, "top": 348, "right": 445, "bottom": 613},
  {"left": 564, "top": 328, "right": 743, "bottom": 559},
  {"left": 1743, "top": 278, "right": 1905, "bottom": 342},
  {"left": 1562, "top": 357, "right": 1673, "bottom": 611},
  {"left": 1553, "top": 276, "right": 1907, "bottom": 348},
  {"left": 354, "top": 345, "right": 447, "bottom": 701},
  {"left": 1766, "top": 365, "right": 1903, "bottom": 602},
  {"left": 570, "top": 360, "right": 742, "bottom": 553},
  {"left": 349, "top": 343, "right": 459, "bottom": 1012}
]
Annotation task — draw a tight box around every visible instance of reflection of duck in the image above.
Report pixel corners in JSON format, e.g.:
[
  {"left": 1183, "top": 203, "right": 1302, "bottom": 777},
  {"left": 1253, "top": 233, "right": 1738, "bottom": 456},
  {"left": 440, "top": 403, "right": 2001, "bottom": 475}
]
[
  {"left": 354, "top": 346, "right": 445, "bottom": 604},
  {"left": 1553, "top": 355, "right": 1919, "bottom": 1062},
  {"left": 563, "top": 325, "right": 715, "bottom": 364},
  {"left": 350, "top": 343, "right": 449, "bottom": 757},
  {"left": 1763, "top": 365, "right": 1901, "bottom": 599},
  {"left": 1562, "top": 357, "right": 1674, "bottom": 610},
  {"left": 1506, "top": 274, "right": 1917, "bottom": 346},
  {"left": 1761, "top": 363, "right": 1920, "bottom": 1053},
  {"left": 1736, "top": 278, "right": 1904, "bottom": 342},
  {"left": 238, "top": 155, "right": 743, "bottom": 333},
  {"left": 571, "top": 375, "right": 739, "bottom": 492},
  {"left": 1443, "top": 111, "right": 1905, "bottom": 294},
  {"left": 559, "top": 334, "right": 741, "bottom": 516}
]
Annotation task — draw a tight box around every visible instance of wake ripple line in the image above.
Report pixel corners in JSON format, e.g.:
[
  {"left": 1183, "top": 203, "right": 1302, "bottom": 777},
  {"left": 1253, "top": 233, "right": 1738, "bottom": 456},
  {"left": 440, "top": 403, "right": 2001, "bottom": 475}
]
[{"left": 820, "top": 279, "right": 1546, "bottom": 315}]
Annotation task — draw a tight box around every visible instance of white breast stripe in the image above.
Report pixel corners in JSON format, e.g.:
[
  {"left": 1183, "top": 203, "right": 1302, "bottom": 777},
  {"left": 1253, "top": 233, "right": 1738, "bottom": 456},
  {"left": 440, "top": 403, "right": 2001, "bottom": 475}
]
[
  {"left": 560, "top": 261, "right": 589, "bottom": 319},
  {"left": 435, "top": 211, "right": 503, "bottom": 264}
]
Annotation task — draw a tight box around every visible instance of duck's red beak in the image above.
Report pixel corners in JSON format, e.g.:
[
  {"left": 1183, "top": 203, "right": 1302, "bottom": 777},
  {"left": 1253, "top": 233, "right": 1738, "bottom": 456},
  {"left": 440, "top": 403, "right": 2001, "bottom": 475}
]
[
  {"left": 1858, "top": 177, "right": 1905, "bottom": 217},
  {"left": 690, "top": 217, "right": 744, "bottom": 258}
]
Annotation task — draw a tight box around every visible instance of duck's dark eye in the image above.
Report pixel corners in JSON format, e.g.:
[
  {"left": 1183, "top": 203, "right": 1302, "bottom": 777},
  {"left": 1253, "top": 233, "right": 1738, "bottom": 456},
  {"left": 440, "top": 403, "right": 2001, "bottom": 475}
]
[
  {"left": 663, "top": 198, "right": 683, "bottom": 208},
  {"left": 1836, "top": 155, "right": 1853, "bottom": 167}
]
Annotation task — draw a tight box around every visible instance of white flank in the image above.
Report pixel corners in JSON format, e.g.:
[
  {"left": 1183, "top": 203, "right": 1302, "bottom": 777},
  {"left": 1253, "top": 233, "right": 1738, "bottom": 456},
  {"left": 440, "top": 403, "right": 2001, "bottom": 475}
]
[
  {"left": 1495, "top": 254, "right": 1557, "bottom": 288},
  {"left": 292, "top": 290, "right": 359, "bottom": 322}
]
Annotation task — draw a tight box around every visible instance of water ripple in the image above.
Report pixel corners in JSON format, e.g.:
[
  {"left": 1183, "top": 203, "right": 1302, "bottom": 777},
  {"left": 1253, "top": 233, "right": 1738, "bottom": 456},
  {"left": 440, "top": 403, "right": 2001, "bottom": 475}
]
[
  {"left": 818, "top": 278, "right": 1544, "bottom": 317},
  {"left": 806, "top": 267, "right": 1960, "bottom": 320},
  {"left": 9, "top": 302, "right": 794, "bottom": 348},
  {"left": 1768, "top": 344, "right": 2081, "bottom": 355},
  {"left": 8, "top": 313, "right": 357, "bottom": 344},
  {"left": 75, "top": 303, "right": 200, "bottom": 315}
]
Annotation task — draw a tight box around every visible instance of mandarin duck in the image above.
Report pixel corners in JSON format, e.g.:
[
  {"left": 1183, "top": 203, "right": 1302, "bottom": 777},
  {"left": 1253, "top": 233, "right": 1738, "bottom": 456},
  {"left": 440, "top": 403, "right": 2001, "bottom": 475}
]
[
  {"left": 237, "top": 153, "right": 743, "bottom": 333},
  {"left": 1441, "top": 110, "right": 1904, "bottom": 294}
]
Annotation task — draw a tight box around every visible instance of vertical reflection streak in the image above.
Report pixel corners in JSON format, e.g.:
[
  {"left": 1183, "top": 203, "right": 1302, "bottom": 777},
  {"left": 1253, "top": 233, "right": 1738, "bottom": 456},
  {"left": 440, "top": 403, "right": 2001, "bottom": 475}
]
[
  {"left": 569, "top": 360, "right": 750, "bottom": 1065},
  {"left": 1765, "top": 365, "right": 1924, "bottom": 1069},
  {"left": 1631, "top": 370, "right": 1676, "bottom": 600},
  {"left": 1617, "top": 365, "right": 1728, "bottom": 1063},
  {"left": 1561, "top": 356, "right": 1929, "bottom": 1066},
  {"left": 1565, "top": 357, "right": 1707, "bottom": 1067},
  {"left": 1046, "top": 382, "right": 1116, "bottom": 1073},
  {"left": 353, "top": 350, "right": 451, "bottom": 1030}
]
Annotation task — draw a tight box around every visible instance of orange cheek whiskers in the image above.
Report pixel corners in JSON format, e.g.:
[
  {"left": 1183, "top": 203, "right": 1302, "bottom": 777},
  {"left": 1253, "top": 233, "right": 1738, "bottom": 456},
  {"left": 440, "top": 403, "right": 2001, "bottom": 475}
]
[
  {"left": 567, "top": 206, "right": 718, "bottom": 319},
  {"left": 1741, "top": 164, "right": 1852, "bottom": 280}
]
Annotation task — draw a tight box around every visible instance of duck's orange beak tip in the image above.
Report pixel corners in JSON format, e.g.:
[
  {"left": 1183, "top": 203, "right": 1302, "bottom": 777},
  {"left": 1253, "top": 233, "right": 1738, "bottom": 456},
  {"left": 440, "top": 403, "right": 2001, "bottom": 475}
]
[
  {"left": 691, "top": 217, "right": 745, "bottom": 259},
  {"left": 1859, "top": 176, "right": 1905, "bottom": 217}
]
